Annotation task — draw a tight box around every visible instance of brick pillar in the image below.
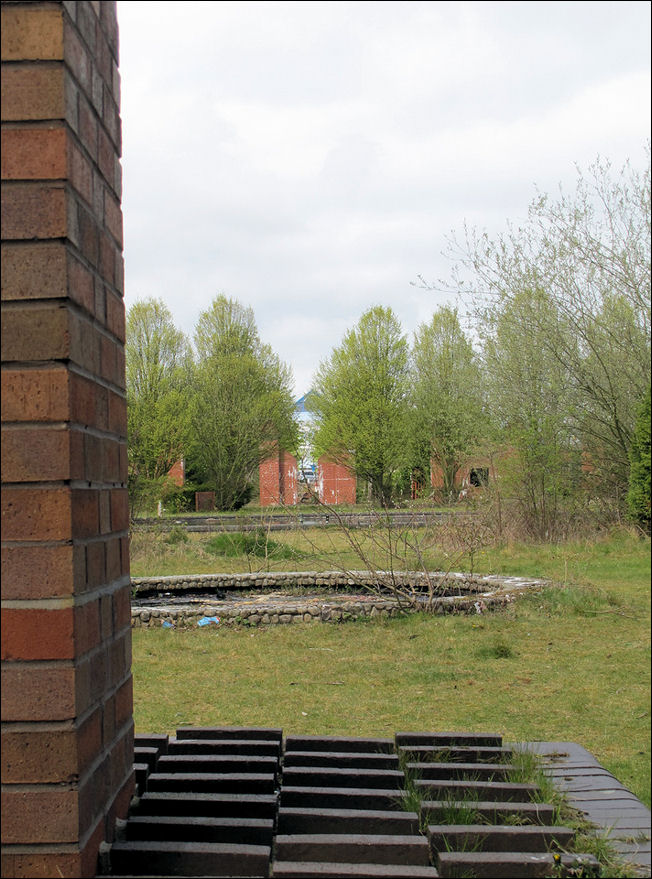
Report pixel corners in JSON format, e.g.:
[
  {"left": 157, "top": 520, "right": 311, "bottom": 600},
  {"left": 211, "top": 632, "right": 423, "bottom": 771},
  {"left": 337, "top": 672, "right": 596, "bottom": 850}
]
[
  {"left": 1, "top": 3, "right": 133, "bottom": 877},
  {"left": 318, "top": 458, "right": 357, "bottom": 505}
]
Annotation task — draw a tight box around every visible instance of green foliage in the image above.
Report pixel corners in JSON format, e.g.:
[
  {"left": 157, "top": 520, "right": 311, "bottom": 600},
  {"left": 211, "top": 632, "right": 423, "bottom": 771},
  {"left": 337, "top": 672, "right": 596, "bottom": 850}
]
[
  {"left": 411, "top": 306, "right": 485, "bottom": 502},
  {"left": 189, "top": 296, "right": 298, "bottom": 511},
  {"left": 206, "top": 529, "right": 305, "bottom": 561},
  {"left": 164, "top": 525, "right": 189, "bottom": 545},
  {"left": 311, "top": 306, "right": 410, "bottom": 505},
  {"left": 627, "top": 385, "right": 651, "bottom": 533}
]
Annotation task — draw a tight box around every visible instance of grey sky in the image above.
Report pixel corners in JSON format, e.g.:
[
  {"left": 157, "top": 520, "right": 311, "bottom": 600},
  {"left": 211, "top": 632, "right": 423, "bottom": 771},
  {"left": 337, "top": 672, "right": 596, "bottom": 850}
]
[{"left": 117, "top": 0, "right": 651, "bottom": 395}]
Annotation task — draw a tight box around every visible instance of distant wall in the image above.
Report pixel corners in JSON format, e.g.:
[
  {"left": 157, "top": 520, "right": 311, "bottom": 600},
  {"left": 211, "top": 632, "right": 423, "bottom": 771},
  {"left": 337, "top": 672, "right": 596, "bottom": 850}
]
[{"left": 1, "top": 3, "right": 133, "bottom": 876}]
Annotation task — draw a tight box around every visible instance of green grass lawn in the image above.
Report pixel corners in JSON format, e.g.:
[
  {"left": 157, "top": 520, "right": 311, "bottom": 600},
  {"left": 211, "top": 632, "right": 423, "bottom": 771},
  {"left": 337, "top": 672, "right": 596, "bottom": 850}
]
[{"left": 131, "top": 529, "right": 651, "bottom": 807}]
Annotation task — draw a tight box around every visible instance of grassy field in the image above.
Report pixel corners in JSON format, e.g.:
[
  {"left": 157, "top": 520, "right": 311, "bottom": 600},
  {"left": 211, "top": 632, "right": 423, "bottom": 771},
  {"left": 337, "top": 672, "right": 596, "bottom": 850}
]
[{"left": 131, "top": 528, "right": 651, "bottom": 807}]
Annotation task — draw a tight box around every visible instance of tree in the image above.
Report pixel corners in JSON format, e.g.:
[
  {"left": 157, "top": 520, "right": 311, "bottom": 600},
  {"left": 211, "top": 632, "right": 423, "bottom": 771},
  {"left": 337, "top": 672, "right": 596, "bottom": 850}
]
[
  {"left": 411, "top": 306, "right": 485, "bottom": 501},
  {"left": 310, "top": 306, "right": 409, "bottom": 505},
  {"left": 189, "top": 296, "right": 297, "bottom": 510},
  {"left": 125, "top": 299, "right": 191, "bottom": 515},
  {"left": 627, "top": 385, "right": 651, "bottom": 533},
  {"left": 442, "top": 150, "right": 651, "bottom": 513}
]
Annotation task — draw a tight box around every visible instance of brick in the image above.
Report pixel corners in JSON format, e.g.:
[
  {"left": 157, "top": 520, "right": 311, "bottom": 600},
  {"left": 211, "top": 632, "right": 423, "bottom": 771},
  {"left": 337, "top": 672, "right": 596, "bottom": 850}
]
[
  {"left": 75, "top": 599, "right": 101, "bottom": 655},
  {"left": 0, "top": 63, "right": 66, "bottom": 121},
  {"left": 110, "top": 488, "right": 129, "bottom": 531},
  {"left": 1, "top": 426, "right": 80, "bottom": 482},
  {"left": 76, "top": 202, "right": 99, "bottom": 266},
  {"left": 1, "top": 127, "right": 67, "bottom": 180},
  {"left": 63, "top": 19, "right": 91, "bottom": 93},
  {"left": 102, "top": 437, "right": 121, "bottom": 483},
  {"left": 71, "top": 371, "right": 108, "bottom": 430},
  {"left": 2, "top": 607, "right": 75, "bottom": 661},
  {"left": 86, "top": 539, "right": 106, "bottom": 589},
  {"left": 71, "top": 488, "right": 100, "bottom": 538},
  {"left": 1, "top": 6, "right": 64, "bottom": 61},
  {"left": 104, "top": 190, "right": 122, "bottom": 246},
  {"left": 106, "top": 286, "right": 126, "bottom": 340},
  {"left": 69, "top": 141, "right": 93, "bottom": 204},
  {"left": 99, "top": 489, "right": 111, "bottom": 533},
  {"left": 1, "top": 711, "right": 101, "bottom": 784},
  {"left": 1, "top": 241, "right": 67, "bottom": 301},
  {"left": 68, "top": 250, "right": 96, "bottom": 312},
  {"left": 1, "top": 486, "right": 72, "bottom": 541},
  {"left": 1, "top": 543, "right": 84, "bottom": 600},
  {"left": 78, "top": 94, "right": 98, "bottom": 158},
  {"left": 1, "top": 183, "right": 67, "bottom": 239},
  {"left": 1, "top": 302, "right": 70, "bottom": 362},
  {"left": 1, "top": 665, "right": 76, "bottom": 722},
  {"left": 113, "top": 584, "right": 131, "bottom": 628}
]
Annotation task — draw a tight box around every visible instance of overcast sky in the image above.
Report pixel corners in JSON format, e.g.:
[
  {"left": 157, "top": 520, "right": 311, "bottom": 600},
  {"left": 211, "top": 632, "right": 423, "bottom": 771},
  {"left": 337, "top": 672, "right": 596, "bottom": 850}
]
[{"left": 117, "top": 0, "right": 650, "bottom": 396}]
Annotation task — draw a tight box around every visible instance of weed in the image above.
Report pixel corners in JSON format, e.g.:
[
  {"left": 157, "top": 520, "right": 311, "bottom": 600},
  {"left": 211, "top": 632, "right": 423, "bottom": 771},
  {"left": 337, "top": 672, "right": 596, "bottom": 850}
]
[
  {"left": 205, "top": 529, "right": 306, "bottom": 561},
  {"left": 476, "top": 637, "right": 516, "bottom": 659},
  {"left": 164, "top": 525, "right": 189, "bottom": 545}
]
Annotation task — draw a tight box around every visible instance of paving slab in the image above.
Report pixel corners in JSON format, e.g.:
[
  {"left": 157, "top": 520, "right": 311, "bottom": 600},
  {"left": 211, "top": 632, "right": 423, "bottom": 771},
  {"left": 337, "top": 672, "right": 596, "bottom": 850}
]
[
  {"left": 406, "top": 761, "right": 513, "bottom": 780},
  {"left": 396, "top": 732, "right": 503, "bottom": 748},
  {"left": 271, "top": 863, "right": 439, "bottom": 878},
  {"left": 419, "top": 800, "right": 555, "bottom": 825},
  {"left": 397, "top": 745, "right": 513, "bottom": 763},
  {"left": 133, "top": 733, "right": 169, "bottom": 754},
  {"left": 284, "top": 751, "right": 399, "bottom": 770},
  {"left": 168, "top": 736, "right": 281, "bottom": 757},
  {"left": 274, "top": 834, "right": 431, "bottom": 866},
  {"left": 415, "top": 778, "right": 539, "bottom": 802},
  {"left": 282, "top": 767, "right": 405, "bottom": 789},
  {"left": 145, "top": 771, "right": 277, "bottom": 794},
  {"left": 436, "top": 850, "right": 600, "bottom": 878},
  {"left": 156, "top": 754, "right": 279, "bottom": 774},
  {"left": 277, "top": 808, "right": 421, "bottom": 836},
  {"left": 124, "top": 815, "right": 275, "bottom": 845},
  {"left": 176, "top": 725, "right": 283, "bottom": 741},
  {"left": 427, "top": 824, "right": 575, "bottom": 854},
  {"left": 109, "top": 840, "right": 271, "bottom": 877},
  {"left": 286, "top": 735, "right": 395, "bottom": 753},
  {"left": 136, "top": 791, "right": 278, "bottom": 819},
  {"left": 281, "top": 786, "right": 403, "bottom": 811},
  {"left": 133, "top": 746, "right": 160, "bottom": 772}
]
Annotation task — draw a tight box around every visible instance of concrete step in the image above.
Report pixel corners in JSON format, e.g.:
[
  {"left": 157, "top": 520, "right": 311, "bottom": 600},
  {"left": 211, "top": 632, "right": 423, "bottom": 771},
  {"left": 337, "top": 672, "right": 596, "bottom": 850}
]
[
  {"left": 145, "top": 771, "right": 277, "bottom": 794},
  {"left": 427, "top": 823, "right": 575, "bottom": 854},
  {"left": 278, "top": 808, "right": 420, "bottom": 836},
  {"left": 134, "top": 733, "right": 169, "bottom": 754},
  {"left": 124, "top": 815, "right": 274, "bottom": 846},
  {"left": 274, "top": 833, "right": 431, "bottom": 866},
  {"left": 280, "top": 786, "right": 402, "bottom": 811},
  {"left": 271, "top": 863, "right": 439, "bottom": 879},
  {"left": 416, "top": 778, "right": 540, "bottom": 802},
  {"left": 133, "top": 762, "right": 149, "bottom": 796},
  {"left": 405, "top": 761, "right": 513, "bottom": 781},
  {"left": 398, "top": 746, "right": 513, "bottom": 764},
  {"left": 420, "top": 800, "right": 555, "bottom": 826},
  {"left": 285, "top": 735, "right": 395, "bottom": 754},
  {"left": 110, "top": 840, "right": 271, "bottom": 877},
  {"left": 396, "top": 732, "right": 503, "bottom": 749},
  {"left": 283, "top": 751, "right": 400, "bottom": 770},
  {"left": 436, "top": 850, "right": 599, "bottom": 878},
  {"left": 175, "top": 725, "right": 283, "bottom": 742},
  {"left": 134, "top": 746, "right": 161, "bottom": 772},
  {"left": 282, "top": 767, "right": 405, "bottom": 789},
  {"left": 136, "top": 791, "right": 278, "bottom": 819},
  {"left": 168, "top": 736, "right": 281, "bottom": 757},
  {"left": 156, "top": 754, "right": 279, "bottom": 775}
]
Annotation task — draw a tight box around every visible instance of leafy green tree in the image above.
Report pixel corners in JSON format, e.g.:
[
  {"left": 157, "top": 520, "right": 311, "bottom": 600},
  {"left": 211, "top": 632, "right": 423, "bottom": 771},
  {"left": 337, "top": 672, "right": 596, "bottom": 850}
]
[
  {"left": 443, "top": 151, "right": 651, "bottom": 513},
  {"left": 310, "top": 306, "right": 409, "bottom": 505},
  {"left": 627, "top": 385, "right": 651, "bottom": 533},
  {"left": 411, "top": 306, "right": 485, "bottom": 501},
  {"left": 189, "top": 296, "right": 297, "bottom": 510},
  {"left": 126, "top": 299, "right": 191, "bottom": 515}
]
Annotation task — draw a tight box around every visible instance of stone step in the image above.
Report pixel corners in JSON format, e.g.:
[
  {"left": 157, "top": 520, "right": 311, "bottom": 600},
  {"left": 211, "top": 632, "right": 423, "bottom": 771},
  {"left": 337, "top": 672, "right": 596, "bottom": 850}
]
[
  {"left": 133, "top": 762, "right": 149, "bottom": 797},
  {"left": 427, "top": 824, "right": 575, "bottom": 854},
  {"left": 134, "top": 733, "right": 169, "bottom": 754},
  {"left": 398, "top": 746, "right": 513, "bottom": 764},
  {"left": 134, "top": 746, "right": 161, "bottom": 772},
  {"left": 436, "top": 850, "right": 599, "bottom": 878},
  {"left": 136, "top": 791, "right": 278, "bottom": 819},
  {"left": 157, "top": 754, "right": 279, "bottom": 775},
  {"left": 396, "top": 732, "right": 503, "bottom": 749},
  {"left": 285, "top": 735, "right": 395, "bottom": 754},
  {"left": 271, "top": 863, "right": 440, "bottom": 879},
  {"left": 124, "top": 814, "right": 274, "bottom": 845},
  {"left": 416, "top": 778, "right": 540, "bottom": 802},
  {"left": 282, "top": 767, "right": 405, "bottom": 789},
  {"left": 110, "top": 840, "right": 271, "bottom": 877},
  {"left": 274, "top": 834, "right": 431, "bottom": 866},
  {"left": 405, "top": 761, "right": 513, "bottom": 781},
  {"left": 278, "top": 808, "right": 421, "bottom": 836},
  {"left": 168, "top": 736, "right": 281, "bottom": 757},
  {"left": 283, "top": 751, "right": 400, "bottom": 770},
  {"left": 281, "top": 786, "right": 403, "bottom": 811},
  {"left": 176, "top": 725, "right": 283, "bottom": 742},
  {"left": 420, "top": 800, "right": 555, "bottom": 826},
  {"left": 145, "top": 771, "right": 277, "bottom": 794}
]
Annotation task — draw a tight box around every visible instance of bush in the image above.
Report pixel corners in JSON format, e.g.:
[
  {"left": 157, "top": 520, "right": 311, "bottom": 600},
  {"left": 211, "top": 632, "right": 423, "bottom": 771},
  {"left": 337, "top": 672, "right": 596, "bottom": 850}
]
[
  {"left": 206, "top": 529, "right": 304, "bottom": 560},
  {"left": 627, "top": 385, "right": 651, "bottom": 534}
]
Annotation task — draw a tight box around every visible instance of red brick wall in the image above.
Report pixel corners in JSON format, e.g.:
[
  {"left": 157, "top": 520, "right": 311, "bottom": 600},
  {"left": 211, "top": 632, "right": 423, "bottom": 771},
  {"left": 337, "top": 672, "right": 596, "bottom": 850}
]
[
  {"left": 167, "top": 458, "right": 185, "bottom": 487},
  {"left": 318, "top": 458, "right": 357, "bottom": 505},
  {"left": 259, "top": 449, "right": 298, "bottom": 506},
  {"left": 1, "top": 3, "right": 133, "bottom": 876}
]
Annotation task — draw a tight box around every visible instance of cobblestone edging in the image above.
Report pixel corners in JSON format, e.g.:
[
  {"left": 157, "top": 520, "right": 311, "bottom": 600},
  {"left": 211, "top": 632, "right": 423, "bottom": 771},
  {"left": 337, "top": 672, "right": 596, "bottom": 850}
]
[{"left": 131, "top": 571, "right": 547, "bottom": 629}]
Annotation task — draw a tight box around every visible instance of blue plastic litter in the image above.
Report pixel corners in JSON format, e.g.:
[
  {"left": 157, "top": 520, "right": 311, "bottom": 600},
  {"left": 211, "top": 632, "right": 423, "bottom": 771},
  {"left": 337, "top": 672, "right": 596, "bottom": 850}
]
[
  {"left": 198, "top": 616, "right": 220, "bottom": 627},
  {"left": 161, "top": 620, "right": 174, "bottom": 628}
]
